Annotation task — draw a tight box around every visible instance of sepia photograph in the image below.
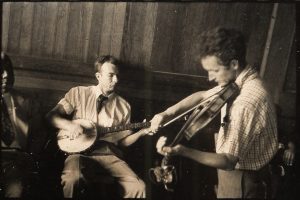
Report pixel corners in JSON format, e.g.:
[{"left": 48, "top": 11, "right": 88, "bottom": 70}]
[{"left": 1, "top": 1, "right": 298, "bottom": 199}]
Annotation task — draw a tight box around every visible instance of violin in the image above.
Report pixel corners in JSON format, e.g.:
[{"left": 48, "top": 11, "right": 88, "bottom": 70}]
[{"left": 149, "top": 82, "right": 239, "bottom": 191}]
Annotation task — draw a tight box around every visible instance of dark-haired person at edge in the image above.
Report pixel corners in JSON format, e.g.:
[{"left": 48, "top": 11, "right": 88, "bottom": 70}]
[
  {"left": 149, "top": 27, "right": 278, "bottom": 198},
  {"left": 1, "top": 52, "right": 47, "bottom": 197},
  {"left": 269, "top": 105, "right": 297, "bottom": 198},
  {"left": 46, "top": 55, "right": 153, "bottom": 198}
]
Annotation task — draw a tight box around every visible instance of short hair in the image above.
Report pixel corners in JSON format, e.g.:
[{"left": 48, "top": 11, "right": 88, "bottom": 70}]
[
  {"left": 94, "top": 55, "right": 120, "bottom": 73},
  {"left": 198, "top": 27, "right": 247, "bottom": 69},
  {"left": 1, "top": 52, "right": 15, "bottom": 87}
]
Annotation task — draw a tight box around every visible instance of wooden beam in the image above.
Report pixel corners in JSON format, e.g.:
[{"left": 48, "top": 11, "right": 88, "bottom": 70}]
[{"left": 260, "top": 3, "right": 278, "bottom": 78}]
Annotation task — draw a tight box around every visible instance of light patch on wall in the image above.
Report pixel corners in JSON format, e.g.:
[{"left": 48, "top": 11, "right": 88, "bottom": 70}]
[{"left": 14, "top": 76, "right": 90, "bottom": 91}]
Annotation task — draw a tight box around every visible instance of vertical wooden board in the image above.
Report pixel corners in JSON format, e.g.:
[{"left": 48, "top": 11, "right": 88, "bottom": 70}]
[
  {"left": 173, "top": 3, "right": 193, "bottom": 75},
  {"left": 214, "top": 3, "right": 249, "bottom": 30},
  {"left": 283, "top": 37, "right": 296, "bottom": 92},
  {"left": 120, "top": 2, "right": 149, "bottom": 66},
  {"left": 98, "top": 3, "right": 115, "bottom": 56},
  {"left": 19, "top": 2, "right": 34, "bottom": 55},
  {"left": 31, "top": 2, "right": 47, "bottom": 56},
  {"left": 168, "top": 4, "right": 190, "bottom": 73},
  {"left": 264, "top": 3, "right": 296, "bottom": 102},
  {"left": 7, "top": 2, "right": 23, "bottom": 53},
  {"left": 2, "top": 2, "right": 11, "bottom": 52},
  {"left": 53, "top": 2, "right": 70, "bottom": 59},
  {"left": 279, "top": 92, "right": 296, "bottom": 118},
  {"left": 142, "top": 2, "right": 158, "bottom": 67},
  {"left": 182, "top": 3, "right": 214, "bottom": 76},
  {"left": 42, "top": 2, "right": 58, "bottom": 57},
  {"left": 183, "top": 3, "right": 250, "bottom": 75},
  {"left": 175, "top": 3, "right": 234, "bottom": 75},
  {"left": 110, "top": 2, "right": 127, "bottom": 58},
  {"left": 150, "top": 3, "right": 183, "bottom": 71},
  {"left": 65, "top": 2, "right": 83, "bottom": 60},
  {"left": 87, "top": 2, "right": 105, "bottom": 62},
  {"left": 81, "top": 2, "right": 94, "bottom": 62},
  {"left": 244, "top": 3, "right": 273, "bottom": 67}
]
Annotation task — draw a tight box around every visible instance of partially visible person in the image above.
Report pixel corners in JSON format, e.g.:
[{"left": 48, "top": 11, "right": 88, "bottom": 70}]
[
  {"left": 268, "top": 105, "right": 297, "bottom": 198},
  {"left": 0, "top": 52, "right": 48, "bottom": 197},
  {"left": 150, "top": 27, "right": 278, "bottom": 198},
  {"left": 46, "top": 55, "right": 152, "bottom": 198},
  {"left": 269, "top": 132, "right": 297, "bottom": 198}
]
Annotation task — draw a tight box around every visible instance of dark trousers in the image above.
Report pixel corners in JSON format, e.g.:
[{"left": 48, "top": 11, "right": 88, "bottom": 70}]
[
  {"left": 0, "top": 150, "right": 36, "bottom": 198},
  {"left": 217, "top": 166, "right": 270, "bottom": 198}
]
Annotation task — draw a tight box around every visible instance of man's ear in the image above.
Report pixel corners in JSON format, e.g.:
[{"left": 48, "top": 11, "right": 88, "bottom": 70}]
[
  {"left": 95, "top": 72, "right": 101, "bottom": 81},
  {"left": 230, "top": 59, "right": 239, "bottom": 70}
]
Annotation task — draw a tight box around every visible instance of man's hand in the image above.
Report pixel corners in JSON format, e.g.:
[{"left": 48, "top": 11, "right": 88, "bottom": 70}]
[
  {"left": 137, "top": 119, "right": 157, "bottom": 136},
  {"left": 283, "top": 141, "right": 296, "bottom": 166},
  {"left": 150, "top": 113, "right": 166, "bottom": 134},
  {"left": 67, "top": 123, "right": 84, "bottom": 140},
  {"left": 156, "top": 136, "right": 183, "bottom": 156},
  {"left": 67, "top": 119, "right": 95, "bottom": 140}
]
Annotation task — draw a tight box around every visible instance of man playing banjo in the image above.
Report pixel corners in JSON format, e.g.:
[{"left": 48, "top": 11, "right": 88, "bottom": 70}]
[{"left": 46, "top": 55, "right": 153, "bottom": 198}]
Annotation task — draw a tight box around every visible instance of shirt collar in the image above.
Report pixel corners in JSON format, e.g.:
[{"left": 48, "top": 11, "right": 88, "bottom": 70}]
[
  {"left": 234, "top": 65, "right": 259, "bottom": 89},
  {"left": 93, "top": 85, "right": 115, "bottom": 99}
]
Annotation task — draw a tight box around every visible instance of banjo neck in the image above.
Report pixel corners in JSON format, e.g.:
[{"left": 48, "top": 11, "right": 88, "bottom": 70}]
[{"left": 98, "top": 121, "right": 151, "bottom": 135}]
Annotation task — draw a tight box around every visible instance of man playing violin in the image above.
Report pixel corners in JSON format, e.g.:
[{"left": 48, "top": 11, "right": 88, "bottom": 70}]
[
  {"left": 46, "top": 55, "right": 152, "bottom": 198},
  {"left": 150, "top": 27, "right": 278, "bottom": 198}
]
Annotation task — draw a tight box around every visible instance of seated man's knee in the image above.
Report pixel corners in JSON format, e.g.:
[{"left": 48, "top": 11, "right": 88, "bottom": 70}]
[
  {"left": 136, "top": 179, "right": 146, "bottom": 193},
  {"left": 123, "top": 178, "right": 146, "bottom": 198}
]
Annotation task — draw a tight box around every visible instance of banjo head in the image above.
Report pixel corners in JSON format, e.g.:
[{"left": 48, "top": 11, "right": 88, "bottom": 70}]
[{"left": 57, "top": 119, "right": 97, "bottom": 154}]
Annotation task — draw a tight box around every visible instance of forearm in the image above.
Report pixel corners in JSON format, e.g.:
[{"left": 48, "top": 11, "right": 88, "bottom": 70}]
[
  {"left": 46, "top": 111, "right": 73, "bottom": 131},
  {"left": 164, "top": 91, "right": 205, "bottom": 119},
  {"left": 178, "top": 146, "right": 237, "bottom": 170},
  {"left": 119, "top": 130, "right": 146, "bottom": 147}
]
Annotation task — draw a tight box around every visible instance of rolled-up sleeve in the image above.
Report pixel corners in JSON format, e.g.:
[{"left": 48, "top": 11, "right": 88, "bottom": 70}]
[{"left": 58, "top": 87, "right": 78, "bottom": 115}]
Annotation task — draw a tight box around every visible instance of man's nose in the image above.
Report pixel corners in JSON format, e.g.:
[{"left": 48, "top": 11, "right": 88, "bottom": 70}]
[
  {"left": 208, "top": 73, "right": 215, "bottom": 81},
  {"left": 112, "top": 75, "right": 118, "bottom": 83}
]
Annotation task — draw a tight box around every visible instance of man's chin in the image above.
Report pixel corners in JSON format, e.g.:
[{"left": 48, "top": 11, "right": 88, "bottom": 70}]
[
  {"left": 218, "top": 81, "right": 232, "bottom": 87},
  {"left": 104, "top": 88, "right": 115, "bottom": 95}
]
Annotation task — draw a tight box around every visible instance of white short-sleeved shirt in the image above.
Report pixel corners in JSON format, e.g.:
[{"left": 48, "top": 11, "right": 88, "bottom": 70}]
[{"left": 58, "top": 85, "right": 131, "bottom": 145}]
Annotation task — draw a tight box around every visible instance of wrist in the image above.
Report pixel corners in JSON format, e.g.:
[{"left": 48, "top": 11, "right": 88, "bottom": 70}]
[
  {"left": 65, "top": 121, "right": 76, "bottom": 131},
  {"left": 140, "top": 130, "right": 147, "bottom": 136},
  {"left": 158, "top": 111, "right": 169, "bottom": 123},
  {"left": 160, "top": 111, "right": 169, "bottom": 118},
  {"left": 178, "top": 145, "right": 187, "bottom": 155}
]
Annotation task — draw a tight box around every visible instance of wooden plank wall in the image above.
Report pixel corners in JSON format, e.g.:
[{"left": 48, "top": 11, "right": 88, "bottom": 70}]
[
  {"left": 151, "top": 3, "right": 273, "bottom": 75},
  {"left": 3, "top": 2, "right": 273, "bottom": 79},
  {"left": 2, "top": 2, "right": 279, "bottom": 105}
]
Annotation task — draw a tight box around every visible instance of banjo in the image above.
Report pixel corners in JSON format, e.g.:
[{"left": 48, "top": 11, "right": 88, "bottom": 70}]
[{"left": 57, "top": 119, "right": 150, "bottom": 154}]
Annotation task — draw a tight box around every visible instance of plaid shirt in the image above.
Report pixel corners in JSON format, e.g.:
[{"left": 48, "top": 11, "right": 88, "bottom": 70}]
[{"left": 216, "top": 66, "right": 278, "bottom": 170}]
